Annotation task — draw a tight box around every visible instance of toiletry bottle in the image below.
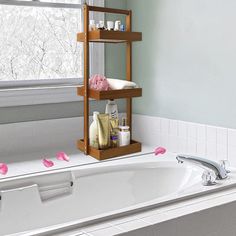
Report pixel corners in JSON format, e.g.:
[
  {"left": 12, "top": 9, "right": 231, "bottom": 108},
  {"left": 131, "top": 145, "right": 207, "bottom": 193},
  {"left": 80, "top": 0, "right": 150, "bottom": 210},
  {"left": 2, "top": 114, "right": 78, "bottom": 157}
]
[
  {"left": 121, "top": 117, "right": 127, "bottom": 126},
  {"left": 97, "top": 114, "right": 110, "bottom": 149},
  {"left": 120, "top": 25, "right": 125, "bottom": 31},
  {"left": 109, "top": 118, "right": 119, "bottom": 148},
  {"left": 105, "top": 100, "right": 119, "bottom": 119},
  {"left": 118, "top": 126, "right": 130, "bottom": 147},
  {"left": 114, "top": 20, "right": 121, "bottom": 31},
  {"left": 89, "top": 111, "right": 99, "bottom": 149},
  {"left": 89, "top": 20, "right": 96, "bottom": 31}
]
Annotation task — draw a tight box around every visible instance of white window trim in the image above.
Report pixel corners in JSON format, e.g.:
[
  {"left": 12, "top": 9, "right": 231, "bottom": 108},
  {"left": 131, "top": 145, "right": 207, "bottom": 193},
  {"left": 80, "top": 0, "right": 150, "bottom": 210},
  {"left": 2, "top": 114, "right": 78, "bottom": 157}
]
[{"left": 0, "top": 0, "right": 105, "bottom": 107}]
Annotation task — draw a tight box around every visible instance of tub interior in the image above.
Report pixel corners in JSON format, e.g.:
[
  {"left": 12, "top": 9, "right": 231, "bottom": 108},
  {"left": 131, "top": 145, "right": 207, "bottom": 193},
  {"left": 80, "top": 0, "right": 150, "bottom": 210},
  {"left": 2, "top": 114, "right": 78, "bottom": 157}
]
[{"left": 76, "top": 165, "right": 199, "bottom": 216}]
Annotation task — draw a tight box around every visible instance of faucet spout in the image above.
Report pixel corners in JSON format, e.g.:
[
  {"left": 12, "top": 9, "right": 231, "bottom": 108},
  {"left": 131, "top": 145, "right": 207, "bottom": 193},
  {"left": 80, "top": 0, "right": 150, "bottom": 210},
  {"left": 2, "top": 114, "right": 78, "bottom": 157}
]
[{"left": 176, "top": 155, "right": 228, "bottom": 180}]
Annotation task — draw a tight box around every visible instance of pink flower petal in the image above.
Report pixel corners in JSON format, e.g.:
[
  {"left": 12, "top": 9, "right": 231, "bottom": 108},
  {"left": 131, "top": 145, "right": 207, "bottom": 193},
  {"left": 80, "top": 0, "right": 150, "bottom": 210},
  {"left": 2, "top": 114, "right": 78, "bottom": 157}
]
[
  {"left": 56, "top": 152, "right": 70, "bottom": 162},
  {"left": 0, "top": 163, "right": 8, "bottom": 175},
  {"left": 154, "top": 147, "right": 167, "bottom": 156},
  {"left": 43, "top": 159, "right": 54, "bottom": 168}
]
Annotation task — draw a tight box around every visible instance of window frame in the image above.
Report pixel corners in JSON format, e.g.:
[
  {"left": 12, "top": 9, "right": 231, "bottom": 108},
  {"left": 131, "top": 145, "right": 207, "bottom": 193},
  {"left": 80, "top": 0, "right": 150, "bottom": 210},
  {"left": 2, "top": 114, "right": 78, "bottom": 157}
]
[{"left": 0, "top": 0, "right": 105, "bottom": 107}]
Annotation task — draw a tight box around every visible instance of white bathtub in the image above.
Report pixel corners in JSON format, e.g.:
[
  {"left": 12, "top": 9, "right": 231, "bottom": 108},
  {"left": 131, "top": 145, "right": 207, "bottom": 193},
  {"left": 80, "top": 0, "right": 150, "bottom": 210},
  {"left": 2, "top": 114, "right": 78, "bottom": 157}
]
[{"left": 1, "top": 154, "right": 236, "bottom": 235}]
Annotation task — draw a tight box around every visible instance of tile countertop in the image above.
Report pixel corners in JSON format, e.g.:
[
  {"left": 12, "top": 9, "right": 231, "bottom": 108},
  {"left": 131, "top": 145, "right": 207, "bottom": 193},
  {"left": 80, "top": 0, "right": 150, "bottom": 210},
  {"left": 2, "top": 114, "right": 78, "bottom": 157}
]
[{"left": 0, "top": 145, "right": 158, "bottom": 181}]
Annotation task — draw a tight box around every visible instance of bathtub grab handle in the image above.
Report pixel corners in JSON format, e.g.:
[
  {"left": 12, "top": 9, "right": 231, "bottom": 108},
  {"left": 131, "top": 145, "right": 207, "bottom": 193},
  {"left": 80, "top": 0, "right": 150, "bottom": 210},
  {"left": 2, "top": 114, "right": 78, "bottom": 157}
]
[
  {"left": 38, "top": 181, "right": 74, "bottom": 192},
  {"left": 0, "top": 181, "right": 74, "bottom": 202}
]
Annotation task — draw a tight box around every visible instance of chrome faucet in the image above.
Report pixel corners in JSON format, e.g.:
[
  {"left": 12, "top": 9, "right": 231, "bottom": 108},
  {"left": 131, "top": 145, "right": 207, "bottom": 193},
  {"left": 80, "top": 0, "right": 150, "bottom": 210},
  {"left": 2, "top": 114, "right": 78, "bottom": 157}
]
[{"left": 176, "top": 155, "right": 228, "bottom": 180}]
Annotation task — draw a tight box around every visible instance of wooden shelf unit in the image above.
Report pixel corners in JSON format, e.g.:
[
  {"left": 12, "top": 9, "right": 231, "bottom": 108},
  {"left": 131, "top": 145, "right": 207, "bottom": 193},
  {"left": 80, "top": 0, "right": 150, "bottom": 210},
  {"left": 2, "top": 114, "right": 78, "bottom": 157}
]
[{"left": 77, "top": 4, "right": 143, "bottom": 160}]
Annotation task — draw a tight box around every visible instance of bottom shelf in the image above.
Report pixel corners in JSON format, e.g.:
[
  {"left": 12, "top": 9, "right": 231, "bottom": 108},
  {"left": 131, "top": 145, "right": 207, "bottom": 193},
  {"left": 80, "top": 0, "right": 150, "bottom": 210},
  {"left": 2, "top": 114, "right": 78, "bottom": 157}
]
[{"left": 77, "top": 140, "right": 142, "bottom": 161}]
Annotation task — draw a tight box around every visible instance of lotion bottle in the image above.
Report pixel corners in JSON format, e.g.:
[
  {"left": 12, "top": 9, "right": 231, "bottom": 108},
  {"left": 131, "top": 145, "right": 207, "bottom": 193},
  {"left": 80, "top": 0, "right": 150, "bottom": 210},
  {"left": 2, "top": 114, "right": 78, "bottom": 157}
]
[{"left": 89, "top": 111, "right": 99, "bottom": 149}]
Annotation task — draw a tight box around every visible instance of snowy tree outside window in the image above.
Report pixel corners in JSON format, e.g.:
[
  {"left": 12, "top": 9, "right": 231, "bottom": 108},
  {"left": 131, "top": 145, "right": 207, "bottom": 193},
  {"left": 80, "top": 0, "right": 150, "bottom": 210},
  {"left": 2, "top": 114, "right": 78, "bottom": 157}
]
[{"left": 0, "top": 0, "right": 82, "bottom": 81}]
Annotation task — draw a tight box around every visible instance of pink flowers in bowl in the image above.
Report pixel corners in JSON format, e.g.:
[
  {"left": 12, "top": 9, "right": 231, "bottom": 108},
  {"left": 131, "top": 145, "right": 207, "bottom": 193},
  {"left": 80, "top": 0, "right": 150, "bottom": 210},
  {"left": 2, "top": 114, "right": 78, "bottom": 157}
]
[{"left": 89, "top": 74, "right": 110, "bottom": 91}]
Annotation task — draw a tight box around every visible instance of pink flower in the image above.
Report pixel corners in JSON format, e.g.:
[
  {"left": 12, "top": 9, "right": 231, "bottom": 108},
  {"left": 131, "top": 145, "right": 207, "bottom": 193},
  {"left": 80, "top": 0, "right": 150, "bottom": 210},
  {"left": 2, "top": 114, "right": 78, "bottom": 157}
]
[
  {"left": 43, "top": 159, "right": 54, "bottom": 168},
  {"left": 0, "top": 163, "right": 8, "bottom": 175},
  {"left": 56, "top": 152, "right": 70, "bottom": 162},
  {"left": 154, "top": 147, "right": 166, "bottom": 156},
  {"left": 89, "top": 74, "right": 110, "bottom": 91}
]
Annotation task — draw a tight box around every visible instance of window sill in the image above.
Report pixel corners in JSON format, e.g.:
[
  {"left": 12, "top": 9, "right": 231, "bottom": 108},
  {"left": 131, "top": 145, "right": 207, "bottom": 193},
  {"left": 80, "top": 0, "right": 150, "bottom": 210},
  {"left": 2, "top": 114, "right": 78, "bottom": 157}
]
[{"left": 0, "top": 81, "right": 83, "bottom": 107}]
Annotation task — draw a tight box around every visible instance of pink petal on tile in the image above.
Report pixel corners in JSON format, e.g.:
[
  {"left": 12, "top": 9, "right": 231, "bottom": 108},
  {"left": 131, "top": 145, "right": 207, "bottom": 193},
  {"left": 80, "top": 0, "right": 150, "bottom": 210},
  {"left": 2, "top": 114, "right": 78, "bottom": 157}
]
[
  {"left": 0, "top": 163, "right": 8, "bottom": 175},
  {"left": 56, "top": 152, "right": 70, "bottom": 162},
  {"left": 43, "top": 159, "right": 54, "bottom": 168},
  {"left": 154, "top": 147, "right": 167, "bottom": 156}
]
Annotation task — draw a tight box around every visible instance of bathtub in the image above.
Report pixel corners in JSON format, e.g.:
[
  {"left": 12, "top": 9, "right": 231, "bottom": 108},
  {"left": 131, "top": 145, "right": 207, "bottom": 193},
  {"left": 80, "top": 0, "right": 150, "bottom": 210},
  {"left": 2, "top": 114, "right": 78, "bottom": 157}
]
[{"left": 0, "top": 153, "right": 236, "bottom": 235}]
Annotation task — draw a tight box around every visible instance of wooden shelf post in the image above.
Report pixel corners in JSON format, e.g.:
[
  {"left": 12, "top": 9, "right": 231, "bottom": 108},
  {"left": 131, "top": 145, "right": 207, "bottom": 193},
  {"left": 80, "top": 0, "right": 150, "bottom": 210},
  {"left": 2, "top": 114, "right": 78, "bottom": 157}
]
[
  {"left": 126, "top": 10, "right": 132, "bottom": 137},
  {"left": 83, "top": 4, "right": 89, "bottom": 155}
]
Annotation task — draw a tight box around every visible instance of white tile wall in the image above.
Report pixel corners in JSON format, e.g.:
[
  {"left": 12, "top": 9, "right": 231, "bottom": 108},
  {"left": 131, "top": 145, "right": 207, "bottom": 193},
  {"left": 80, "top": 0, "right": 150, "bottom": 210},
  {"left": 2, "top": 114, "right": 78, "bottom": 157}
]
[
  {"left": 196, "top": 124, "right": 207, "bottom": 157},
  {"left": 206, "top": 126, "right": 217, "bottom": 161},
  {"left": 216, "top": 128, "right": 228, "bottom": 161},
  {"left": 228, "top": 129, "right": 236, "bottom": 167},
  {"left": 133, "top": 115, "right": 236, "bottom": 167}
]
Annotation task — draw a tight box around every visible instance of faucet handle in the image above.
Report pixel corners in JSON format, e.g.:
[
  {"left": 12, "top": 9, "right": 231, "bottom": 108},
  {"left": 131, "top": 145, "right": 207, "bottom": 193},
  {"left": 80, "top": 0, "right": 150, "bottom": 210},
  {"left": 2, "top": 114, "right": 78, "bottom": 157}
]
[
  {"left": 219, "top": 160, "right": 231, "bottom": 173},
  {"left": 202, "top": 170, "right": 217, "bottom": 186}
]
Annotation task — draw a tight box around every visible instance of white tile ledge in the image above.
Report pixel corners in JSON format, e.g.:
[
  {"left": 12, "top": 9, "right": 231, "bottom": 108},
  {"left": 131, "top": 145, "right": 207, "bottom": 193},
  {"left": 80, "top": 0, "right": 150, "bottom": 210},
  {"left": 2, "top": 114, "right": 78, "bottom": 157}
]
[{"left": 0, "top": 145, "right": 156, "bottom": 182}]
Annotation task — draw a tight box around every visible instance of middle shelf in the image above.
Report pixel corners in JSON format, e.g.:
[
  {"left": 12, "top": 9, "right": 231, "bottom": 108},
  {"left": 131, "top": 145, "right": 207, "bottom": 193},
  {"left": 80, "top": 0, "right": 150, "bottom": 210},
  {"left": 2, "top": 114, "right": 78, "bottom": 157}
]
[{"left": 77, "top": 87, "right": 142, "bottom": 100}]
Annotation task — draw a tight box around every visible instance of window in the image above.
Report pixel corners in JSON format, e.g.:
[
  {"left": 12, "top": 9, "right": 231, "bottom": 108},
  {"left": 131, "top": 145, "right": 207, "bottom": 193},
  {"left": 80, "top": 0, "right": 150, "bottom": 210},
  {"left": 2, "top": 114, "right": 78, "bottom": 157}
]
[
  {"left": 0, "top": 0, "right": 82, "bottom": 81},
  {"left": 0, "top": 0, "right": 104, "bottom": 106}
]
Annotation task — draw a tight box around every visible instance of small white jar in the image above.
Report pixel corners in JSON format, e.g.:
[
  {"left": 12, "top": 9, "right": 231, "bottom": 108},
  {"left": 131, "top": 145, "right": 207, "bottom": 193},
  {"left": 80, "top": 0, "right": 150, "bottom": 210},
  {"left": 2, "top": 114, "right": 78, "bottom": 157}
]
[
  {"left": 118, "top": 126, "right": 130, "bottom": 147},
  {"left": 107, "top": 21, "right": 114, "bottom": 31},
  {"left": 89, "top": 20, "right": 96, "bottom": 31}
]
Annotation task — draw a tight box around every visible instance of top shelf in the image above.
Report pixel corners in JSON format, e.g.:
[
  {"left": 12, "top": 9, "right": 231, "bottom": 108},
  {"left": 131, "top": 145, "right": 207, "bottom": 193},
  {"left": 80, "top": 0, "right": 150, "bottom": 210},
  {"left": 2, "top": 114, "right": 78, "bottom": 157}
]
[
  {"left": 88, "top": 5, "right": 131, "bottom": 15},
  {"left": 77, "top": 30, "right": 142, "bottom": 43}
]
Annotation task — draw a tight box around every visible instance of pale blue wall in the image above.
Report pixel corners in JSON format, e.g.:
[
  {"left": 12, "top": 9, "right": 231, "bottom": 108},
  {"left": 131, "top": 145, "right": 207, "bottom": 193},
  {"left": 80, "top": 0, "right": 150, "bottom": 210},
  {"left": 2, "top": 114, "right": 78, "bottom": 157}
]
[
  {"left": 128, "top": 0, "right": 236, "bottom": 128},
  {"left": 105, "top": 0, "right": 127, "bottom": 79}
]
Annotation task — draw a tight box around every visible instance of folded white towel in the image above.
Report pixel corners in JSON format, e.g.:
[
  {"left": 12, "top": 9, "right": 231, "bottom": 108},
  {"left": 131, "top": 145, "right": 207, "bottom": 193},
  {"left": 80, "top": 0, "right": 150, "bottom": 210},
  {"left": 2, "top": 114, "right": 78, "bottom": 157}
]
[{"left": 107, "top": 78, "right": 138, "bottom": 90}]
